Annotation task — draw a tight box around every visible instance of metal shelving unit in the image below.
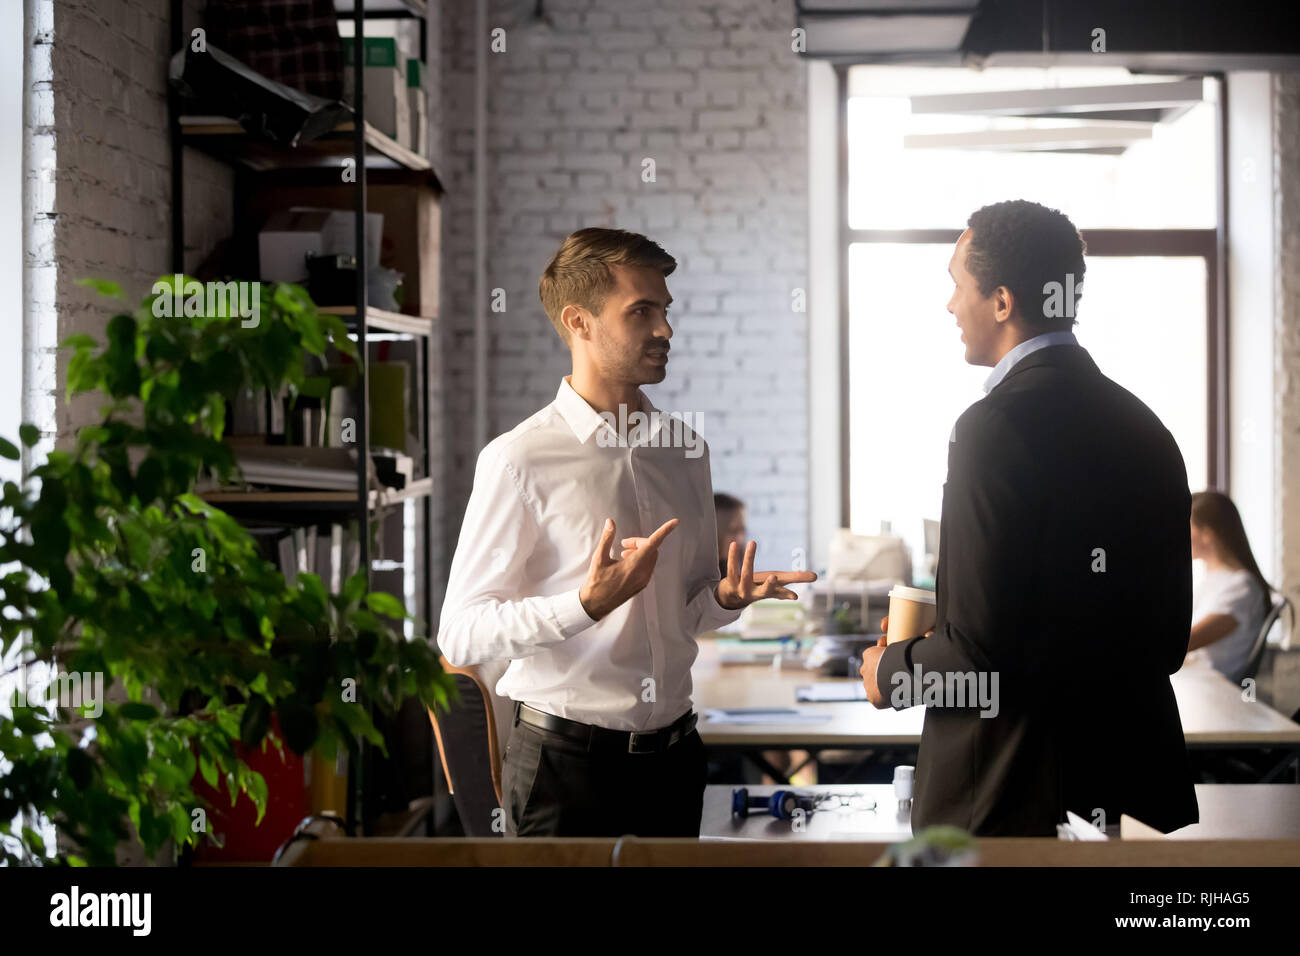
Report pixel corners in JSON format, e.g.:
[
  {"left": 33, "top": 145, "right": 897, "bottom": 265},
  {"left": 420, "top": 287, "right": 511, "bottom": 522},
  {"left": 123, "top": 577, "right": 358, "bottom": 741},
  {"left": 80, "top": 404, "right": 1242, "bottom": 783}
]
[{"left": 168, "top": 0, "right": 438, "bottom": 838}]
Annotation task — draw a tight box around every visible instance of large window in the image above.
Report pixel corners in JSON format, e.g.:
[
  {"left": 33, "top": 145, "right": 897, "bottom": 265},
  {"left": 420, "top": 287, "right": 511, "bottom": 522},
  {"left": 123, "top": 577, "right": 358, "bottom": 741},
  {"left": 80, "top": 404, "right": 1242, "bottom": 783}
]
[{"left": 843, "top": 66, "right": 1221, "bottom": 568}]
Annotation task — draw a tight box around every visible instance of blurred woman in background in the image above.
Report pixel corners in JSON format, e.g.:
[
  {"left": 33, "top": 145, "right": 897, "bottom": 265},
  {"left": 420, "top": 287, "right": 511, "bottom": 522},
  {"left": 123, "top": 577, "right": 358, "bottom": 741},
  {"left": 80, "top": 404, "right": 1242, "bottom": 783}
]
[{"left": 1186, "top": 491, "right": 1273, "bottom": 683}]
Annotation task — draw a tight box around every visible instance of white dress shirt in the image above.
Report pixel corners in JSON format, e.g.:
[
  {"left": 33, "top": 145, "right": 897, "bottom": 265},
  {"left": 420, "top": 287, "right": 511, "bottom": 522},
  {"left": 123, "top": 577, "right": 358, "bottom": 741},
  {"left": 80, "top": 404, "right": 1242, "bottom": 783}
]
[
  {"left": 437, "top": 376, "right": 741, "bottom": 732},
  {"left": 1186, "top": 566, "right": 1268, "bottom": 682},
  {"left": 982, "top": 329, "right": 1079, "bottom": 393}
]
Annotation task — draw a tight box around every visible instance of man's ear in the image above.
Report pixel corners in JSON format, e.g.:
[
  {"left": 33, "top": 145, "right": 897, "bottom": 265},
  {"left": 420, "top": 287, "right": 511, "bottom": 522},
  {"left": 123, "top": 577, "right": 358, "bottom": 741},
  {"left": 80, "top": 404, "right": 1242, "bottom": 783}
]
[
  {"left": 561, "top": 303, "right": 588, "bottom": 341},
  {"left": 992, "top": 285, "right": 1016, "bottom": 325}
]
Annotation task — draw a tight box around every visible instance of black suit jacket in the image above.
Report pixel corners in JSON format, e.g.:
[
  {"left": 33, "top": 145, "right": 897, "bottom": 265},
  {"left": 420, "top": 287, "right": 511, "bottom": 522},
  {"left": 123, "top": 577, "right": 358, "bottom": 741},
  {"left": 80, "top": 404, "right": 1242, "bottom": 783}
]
[{"left": 878, "top": 343, "right": 1199, "bottom": 836}]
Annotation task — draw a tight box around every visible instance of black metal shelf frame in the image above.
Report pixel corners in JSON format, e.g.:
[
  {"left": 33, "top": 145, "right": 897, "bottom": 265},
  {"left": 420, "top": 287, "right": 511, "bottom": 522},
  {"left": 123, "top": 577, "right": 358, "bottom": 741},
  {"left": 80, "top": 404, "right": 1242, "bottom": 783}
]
[{"left": 167, "top": 0, "right": 434, "bottom": 837}]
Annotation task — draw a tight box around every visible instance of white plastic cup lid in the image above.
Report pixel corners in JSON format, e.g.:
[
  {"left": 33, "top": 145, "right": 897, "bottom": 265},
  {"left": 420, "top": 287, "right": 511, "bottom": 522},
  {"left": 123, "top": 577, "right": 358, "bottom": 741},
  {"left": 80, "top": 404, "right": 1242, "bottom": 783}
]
[{"left": 887, "top": 585, "right": 936, "bottom": 605}]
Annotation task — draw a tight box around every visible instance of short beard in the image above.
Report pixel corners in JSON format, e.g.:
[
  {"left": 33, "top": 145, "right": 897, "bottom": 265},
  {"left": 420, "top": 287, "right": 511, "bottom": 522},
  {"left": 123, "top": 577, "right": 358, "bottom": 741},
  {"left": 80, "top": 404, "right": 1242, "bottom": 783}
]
[{"left": 594, "top": 331, "right": 665, "bottom": 387}]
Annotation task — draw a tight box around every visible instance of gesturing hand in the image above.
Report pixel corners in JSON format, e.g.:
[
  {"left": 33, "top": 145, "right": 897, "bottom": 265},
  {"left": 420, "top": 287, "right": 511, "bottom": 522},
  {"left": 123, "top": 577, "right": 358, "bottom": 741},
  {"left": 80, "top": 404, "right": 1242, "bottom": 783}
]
[
  {"left": 713, "top": 540, "right": 818, "bottom": 611},
  {"left": 579, "top": 517, "right": 678, "bottom": 621}
]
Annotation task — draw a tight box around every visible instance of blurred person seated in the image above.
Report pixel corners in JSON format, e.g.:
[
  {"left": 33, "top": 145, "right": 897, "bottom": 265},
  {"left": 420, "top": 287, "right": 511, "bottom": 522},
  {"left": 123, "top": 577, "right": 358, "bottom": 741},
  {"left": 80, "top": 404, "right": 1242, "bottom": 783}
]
[
  {"left": 713, "top": 491, "right": 813, "bottom": 785},
  {"left": 714, "top": 492, "right": 747, "bottom": 579},
  {"left": 1185, "top": 490, "right": 1272, "bottom": 683}
]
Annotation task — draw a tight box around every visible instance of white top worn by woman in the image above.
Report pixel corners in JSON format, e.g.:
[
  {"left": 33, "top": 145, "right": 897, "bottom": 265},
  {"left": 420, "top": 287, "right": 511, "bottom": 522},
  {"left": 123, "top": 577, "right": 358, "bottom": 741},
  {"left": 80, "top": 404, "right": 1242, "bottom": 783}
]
[{"left": 1187, "top": 566, "right": 1267, "bottom": 683}]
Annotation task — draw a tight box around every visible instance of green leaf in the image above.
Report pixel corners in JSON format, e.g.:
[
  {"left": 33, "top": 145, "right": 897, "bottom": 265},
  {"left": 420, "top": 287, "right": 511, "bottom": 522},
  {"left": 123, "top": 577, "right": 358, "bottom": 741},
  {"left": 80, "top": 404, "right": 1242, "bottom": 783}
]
[
  {"left": 342, "top": 572, "right": 367, "bottom": 606},
  {"left": 298, "top": 572, "right": 328, "bottom": 609},
  {"left": 364, "top": 592, "right": 407, "bottom": 618},
  {"left": 18, "top": 424, "right": 40, "bottom": 447},
  {"left": 0, "top": 438, "right": 18, "bottom": 461},
  {"left": 215, "top": 707, "right": 241, "bottom": 739},
  {"left": 244, "top": 771, "right": 269, "bottom": 825},
  {"left": 76, "top": 277, "right": 125, "bottom": 299},
  {"left": 60, "top": 333, "right": 98, "bottom": 351},
  {"left": 199, "top": 753, "right": 218, "bottom": 788},
  {"left": 119, "top": 702, "right": 159, "bottom": 721}
]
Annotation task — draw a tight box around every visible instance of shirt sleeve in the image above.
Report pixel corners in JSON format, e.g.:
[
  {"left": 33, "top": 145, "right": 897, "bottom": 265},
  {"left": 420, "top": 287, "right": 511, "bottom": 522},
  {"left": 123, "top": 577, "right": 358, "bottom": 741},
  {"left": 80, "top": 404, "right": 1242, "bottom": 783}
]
[
  {"left": 1196, "top": 573, "right": 1253, "bottom": 625},
  {"left": 436, "top": 442, "right": 596, "bottom": 667},
  {"left": 682, "top": 440, "right": 743, "bottom": 635}
]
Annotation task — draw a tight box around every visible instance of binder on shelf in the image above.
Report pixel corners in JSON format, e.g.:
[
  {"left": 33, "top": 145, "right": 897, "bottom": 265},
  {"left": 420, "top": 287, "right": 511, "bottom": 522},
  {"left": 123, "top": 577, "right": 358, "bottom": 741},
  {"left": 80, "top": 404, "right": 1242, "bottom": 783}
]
[{"left": 367, "top": 362, "right": 408, "bottom": 453}]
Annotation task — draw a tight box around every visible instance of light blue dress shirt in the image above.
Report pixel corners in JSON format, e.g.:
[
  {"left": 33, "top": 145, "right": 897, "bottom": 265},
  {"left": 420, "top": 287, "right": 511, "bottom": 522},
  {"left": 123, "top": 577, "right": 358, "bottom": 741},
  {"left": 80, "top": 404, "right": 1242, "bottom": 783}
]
[{"left": 983, "top": 330, "right": 1080, "bottom": 393}]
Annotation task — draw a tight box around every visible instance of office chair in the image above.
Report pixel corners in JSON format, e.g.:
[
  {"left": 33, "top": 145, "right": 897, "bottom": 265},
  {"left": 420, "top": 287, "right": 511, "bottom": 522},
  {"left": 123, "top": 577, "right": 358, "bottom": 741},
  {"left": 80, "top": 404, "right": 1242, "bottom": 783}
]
[
  {"left": 428, "top": 657, "right": 513, "bottom": 837},
  {"left": 1239, "top": 594, "right": 1293, "bottom": 685},
  {"left": 1193, "top": 595, "right": 1298, "bottom": 784}
]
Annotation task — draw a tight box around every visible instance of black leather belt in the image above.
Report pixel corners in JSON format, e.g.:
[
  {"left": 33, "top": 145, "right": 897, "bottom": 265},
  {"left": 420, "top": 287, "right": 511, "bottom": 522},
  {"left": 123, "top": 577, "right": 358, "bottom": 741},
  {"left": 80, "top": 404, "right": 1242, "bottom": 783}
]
[{"left": 514, "top": 702, "right": 698, "bottom": 754}]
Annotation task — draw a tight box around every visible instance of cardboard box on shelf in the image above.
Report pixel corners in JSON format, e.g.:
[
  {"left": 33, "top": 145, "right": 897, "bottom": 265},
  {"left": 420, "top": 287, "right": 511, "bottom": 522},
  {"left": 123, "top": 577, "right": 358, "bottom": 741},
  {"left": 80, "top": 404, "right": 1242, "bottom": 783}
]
[
  {"left": 259, "top": 207, "right": 384, "bottom": 283},
  {"left": 248, "top": 184, "right": 440, "bottom": 318},
  {"left": 342, "top": 37, "right": 410, "bottom": 147}
]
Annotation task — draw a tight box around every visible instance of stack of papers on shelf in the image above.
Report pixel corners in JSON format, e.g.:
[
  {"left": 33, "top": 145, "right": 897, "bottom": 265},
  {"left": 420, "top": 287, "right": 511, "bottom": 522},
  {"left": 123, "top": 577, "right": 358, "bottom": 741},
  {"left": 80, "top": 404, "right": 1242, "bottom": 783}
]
[{"left": 737, "top": 599, "right": 807, "bottom": 639}]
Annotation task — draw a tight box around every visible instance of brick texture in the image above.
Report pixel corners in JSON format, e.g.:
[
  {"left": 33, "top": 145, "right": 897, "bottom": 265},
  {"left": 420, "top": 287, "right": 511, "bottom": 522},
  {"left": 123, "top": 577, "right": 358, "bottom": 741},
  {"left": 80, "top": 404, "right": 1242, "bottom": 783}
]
[
  {"left": 434, "top": 0, "right": 810, "bottom": 621},
  {"left": 41, "top": 0, "right": 231, "bottom": 440}
]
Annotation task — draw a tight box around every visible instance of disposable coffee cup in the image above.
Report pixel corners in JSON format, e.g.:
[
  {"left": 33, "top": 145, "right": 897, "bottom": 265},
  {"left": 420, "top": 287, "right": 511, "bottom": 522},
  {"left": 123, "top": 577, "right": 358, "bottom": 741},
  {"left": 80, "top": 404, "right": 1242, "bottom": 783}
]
[{"left": 885, "top": 586, "right": 937, "bottom": 644}]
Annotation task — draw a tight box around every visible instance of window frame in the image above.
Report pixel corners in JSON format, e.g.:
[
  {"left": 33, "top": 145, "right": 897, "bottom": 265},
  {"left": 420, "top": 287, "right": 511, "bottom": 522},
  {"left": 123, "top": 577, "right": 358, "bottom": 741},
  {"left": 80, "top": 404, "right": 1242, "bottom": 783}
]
[{"left": 834, "top": 66, "right": 1228, "bottom": 526}]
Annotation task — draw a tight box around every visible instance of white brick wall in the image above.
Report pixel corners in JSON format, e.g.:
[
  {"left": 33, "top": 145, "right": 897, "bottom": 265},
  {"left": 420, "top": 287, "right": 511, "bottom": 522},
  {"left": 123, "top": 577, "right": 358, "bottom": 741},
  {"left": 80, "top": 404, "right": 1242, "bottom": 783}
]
[
  {"left": 42, "top": 0, "right": 231, "bottom": 440},
  {"left": 435, "top": 0, "right": 810, "bottom": 616}
]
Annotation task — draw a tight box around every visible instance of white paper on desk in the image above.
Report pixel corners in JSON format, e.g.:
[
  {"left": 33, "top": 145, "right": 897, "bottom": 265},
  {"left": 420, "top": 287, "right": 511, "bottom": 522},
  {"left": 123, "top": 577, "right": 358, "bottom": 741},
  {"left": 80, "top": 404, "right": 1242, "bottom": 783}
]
[
  {"left": 702, "top": 708, "right": 833, "bottom": 725},
  {"left": 1062, "top": 810, "right": 1109, "bottom": 841},
  {"left": 796, "top": 683, "right": 867, "bottom": 702}
]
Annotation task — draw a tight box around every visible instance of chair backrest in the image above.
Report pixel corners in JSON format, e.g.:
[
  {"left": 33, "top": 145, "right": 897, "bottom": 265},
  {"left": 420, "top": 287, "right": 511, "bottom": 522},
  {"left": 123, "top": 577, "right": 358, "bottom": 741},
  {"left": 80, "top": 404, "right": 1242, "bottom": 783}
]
[
  {"left": 429, "top": 657, "right": 512, "bottom": 837},
  {"left": 1240, "top": 594, "right": 1293, "bottom": 684}
]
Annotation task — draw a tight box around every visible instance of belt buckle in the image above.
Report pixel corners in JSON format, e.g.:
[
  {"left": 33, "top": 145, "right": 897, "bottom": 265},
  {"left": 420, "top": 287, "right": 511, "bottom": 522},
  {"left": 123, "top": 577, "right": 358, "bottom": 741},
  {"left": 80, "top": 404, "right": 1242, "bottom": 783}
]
[{"left": 627, "top": 730, "right": 656, "bottom": 755}]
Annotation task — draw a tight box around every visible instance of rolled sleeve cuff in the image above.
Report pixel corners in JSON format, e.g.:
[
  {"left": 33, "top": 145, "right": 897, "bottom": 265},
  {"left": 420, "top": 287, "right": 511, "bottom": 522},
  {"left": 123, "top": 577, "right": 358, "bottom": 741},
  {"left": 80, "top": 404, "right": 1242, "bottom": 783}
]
[
  {"left": 548, "top": 587, "right": 598, "bottom": 638},
  {"left": 693, "top": 583, "right": 743, "bottom": 634}
]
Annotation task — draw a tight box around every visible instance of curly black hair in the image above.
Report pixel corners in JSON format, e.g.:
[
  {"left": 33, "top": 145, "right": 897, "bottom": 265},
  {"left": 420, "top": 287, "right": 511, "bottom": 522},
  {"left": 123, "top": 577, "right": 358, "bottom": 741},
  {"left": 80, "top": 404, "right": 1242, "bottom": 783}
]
[{"left": 964, "top": 200, "right": 1087, "bottom": 329}]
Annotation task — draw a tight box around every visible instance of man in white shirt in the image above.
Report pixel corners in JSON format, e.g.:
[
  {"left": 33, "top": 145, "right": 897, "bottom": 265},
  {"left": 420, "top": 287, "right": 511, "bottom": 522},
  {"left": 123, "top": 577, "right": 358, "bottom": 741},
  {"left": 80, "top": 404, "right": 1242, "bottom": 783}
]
[{"left": 437, "top": 227, "right": 815, "bottom": 837}]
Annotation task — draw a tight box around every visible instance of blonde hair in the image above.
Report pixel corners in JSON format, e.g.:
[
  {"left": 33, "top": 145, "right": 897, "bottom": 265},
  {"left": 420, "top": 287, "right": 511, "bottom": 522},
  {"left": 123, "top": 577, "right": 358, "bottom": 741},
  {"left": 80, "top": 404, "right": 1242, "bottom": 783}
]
[{"left": 539, "top": 228, "right": 676, "bottom": 344}]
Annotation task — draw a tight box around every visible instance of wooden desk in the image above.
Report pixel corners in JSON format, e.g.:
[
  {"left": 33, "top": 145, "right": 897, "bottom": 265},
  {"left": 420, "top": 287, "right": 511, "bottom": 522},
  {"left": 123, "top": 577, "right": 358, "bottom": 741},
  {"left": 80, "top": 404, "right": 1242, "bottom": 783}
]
[
  {"left": 692, "top": 636, "right": 922, "bottom": 747},
  {"left": 700, "top": 783, "right": 1300, "bottom": 842},
  {"left": 692, "top": 635, "right": 1300, "bottom": 781},
  {"left": 276, "top": 835, "right": 1300, "bottom": 866}
]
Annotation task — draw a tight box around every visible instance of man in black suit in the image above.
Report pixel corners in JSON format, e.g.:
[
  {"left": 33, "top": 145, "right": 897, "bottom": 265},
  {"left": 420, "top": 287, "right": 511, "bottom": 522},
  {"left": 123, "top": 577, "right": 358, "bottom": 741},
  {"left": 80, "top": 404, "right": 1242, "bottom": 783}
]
[{"left": 861, "top": 200, "right": 1199, "bottom": 837}]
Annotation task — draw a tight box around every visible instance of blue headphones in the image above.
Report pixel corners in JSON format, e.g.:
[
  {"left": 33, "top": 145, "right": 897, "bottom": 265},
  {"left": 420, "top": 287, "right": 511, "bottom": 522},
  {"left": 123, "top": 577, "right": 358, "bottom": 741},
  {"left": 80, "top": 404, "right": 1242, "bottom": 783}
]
[{"left": 731, "top": 787, "right": 817, "bottom": 821}]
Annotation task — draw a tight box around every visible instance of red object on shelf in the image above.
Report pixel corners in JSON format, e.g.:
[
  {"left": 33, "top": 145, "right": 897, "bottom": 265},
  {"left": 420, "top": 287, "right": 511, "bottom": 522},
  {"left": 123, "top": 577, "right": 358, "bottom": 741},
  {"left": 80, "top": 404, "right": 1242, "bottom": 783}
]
[{"left": 190, "top": 714, "right": 310, "bottom": 864}]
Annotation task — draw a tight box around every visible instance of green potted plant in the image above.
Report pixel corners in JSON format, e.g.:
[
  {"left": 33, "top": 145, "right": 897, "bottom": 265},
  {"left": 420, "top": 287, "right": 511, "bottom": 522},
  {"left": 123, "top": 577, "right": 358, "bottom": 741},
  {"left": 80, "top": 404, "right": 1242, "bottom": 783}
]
[{"left": 0, "top": 276, "right": 453, "bottom": 865}]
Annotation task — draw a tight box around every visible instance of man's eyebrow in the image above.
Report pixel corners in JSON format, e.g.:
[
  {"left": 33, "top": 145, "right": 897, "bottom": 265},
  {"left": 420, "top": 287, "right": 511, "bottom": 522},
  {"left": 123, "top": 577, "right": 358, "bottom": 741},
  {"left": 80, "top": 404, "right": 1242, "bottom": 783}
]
[{"left": 625, "top": 297, "right": 672, "bottom": 310}]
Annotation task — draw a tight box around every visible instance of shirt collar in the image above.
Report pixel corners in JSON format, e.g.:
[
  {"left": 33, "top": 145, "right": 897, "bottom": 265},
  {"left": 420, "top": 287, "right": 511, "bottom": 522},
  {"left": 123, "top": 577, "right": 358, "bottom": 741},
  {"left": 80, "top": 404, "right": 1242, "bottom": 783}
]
[
  {"left": 983, "top": 330, "right": 1079, "bottom": 393},
  {"left": 555, "top": 376, "right": 661, "bottom": 445}
]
